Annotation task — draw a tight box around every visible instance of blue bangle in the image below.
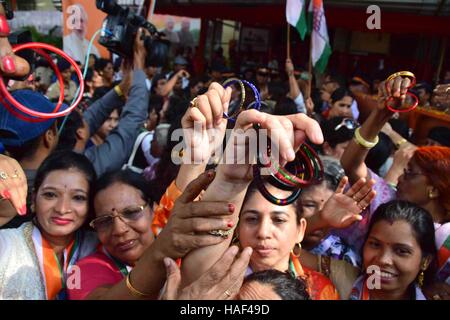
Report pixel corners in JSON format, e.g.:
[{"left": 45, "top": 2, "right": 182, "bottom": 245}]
[{"left": 222, "top": 78, "right": 261, "bottom": 121}]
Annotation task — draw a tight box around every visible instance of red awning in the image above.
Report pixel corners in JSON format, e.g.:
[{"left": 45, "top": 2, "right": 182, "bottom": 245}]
[{"left": 155, "top": 4, "right": 450, "bottom": 36}]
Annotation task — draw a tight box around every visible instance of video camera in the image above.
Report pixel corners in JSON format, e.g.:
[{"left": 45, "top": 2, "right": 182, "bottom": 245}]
[{"left": 96, "top": 0, "right": 170, "bottom": 67}]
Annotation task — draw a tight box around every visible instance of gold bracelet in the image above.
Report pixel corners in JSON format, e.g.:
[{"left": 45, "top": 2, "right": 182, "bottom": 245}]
[
  {"left": 354, "top": 127, "right": 379, "bottom": 149},
  {"left": 126, "top": 272, "right": 152, "bottom": 298},
  {"left": 386, "top": 71, "right": 415, "bottom": 83},
  {"left": 394, "top": 138, "right": 407, "bottom": 150},
  {"left": 114, "top": 85, "right": 124, "bottom": 98}
]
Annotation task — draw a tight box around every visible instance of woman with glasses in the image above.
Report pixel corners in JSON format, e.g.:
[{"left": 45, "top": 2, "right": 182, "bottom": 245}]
[
  {"left": 68, "top": 169, "right": 234, "bottom": 300},
  {"left": 340, "top": 74, "right": 450, "bottom": 300},
  {"left": 0, "top": 151, "right": 99, "bottom": 299}
]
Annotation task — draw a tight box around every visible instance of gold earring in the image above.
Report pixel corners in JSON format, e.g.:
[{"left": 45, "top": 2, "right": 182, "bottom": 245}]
[
  {"left": 428, "top": 188, "right": 438, "bottom": 199},
  {"left": 291, "top": 242, "right": 302, "bottom": 258},
  {"left": 418, "top": 270, "right": 425, "bottom": 288}
]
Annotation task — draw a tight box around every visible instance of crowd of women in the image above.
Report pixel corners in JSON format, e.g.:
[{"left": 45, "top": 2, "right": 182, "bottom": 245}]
[{"left": 0, "top": 3, "right": 449, "bottom": 300}]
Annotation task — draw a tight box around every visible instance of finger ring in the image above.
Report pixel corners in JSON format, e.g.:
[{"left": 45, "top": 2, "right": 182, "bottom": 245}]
[
  {"left": 432, "top": 294, "right": 441, "bottom": 300},
  {"left": 224, "top": 290, "right": 232, "bottom": 298},
  {"left": 189, "top": 97, "right": 198, "bottom": 108},
  {"left": 10, "top": 169, "right": 19, "bottom": 179},
  {"left": 352, "top": 195, "right": 358, "bottom": 202},
  {"left": 358, "top": 203, "right": 367, "bottom": 211},
  {"left": 208, "top": 229, "right": 233, "bottom": 238},
  {"left": 0, "top": 171, "right": 8, "bottom": 180}
]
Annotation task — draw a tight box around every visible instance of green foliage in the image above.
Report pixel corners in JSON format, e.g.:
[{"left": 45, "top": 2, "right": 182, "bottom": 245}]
[{"left": 22, "top": 26, "right": 62, "bottom": 49}]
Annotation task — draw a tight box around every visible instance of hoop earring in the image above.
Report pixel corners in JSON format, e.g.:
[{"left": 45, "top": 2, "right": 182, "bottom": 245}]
[{"left": 291, "top": 242, "right": 302, "bottom": 258}]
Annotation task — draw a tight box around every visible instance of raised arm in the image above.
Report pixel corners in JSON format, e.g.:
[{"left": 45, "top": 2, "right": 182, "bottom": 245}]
[
  {"left": 175, "top": 83, "right": 231, "bottom": 192},
  {"left": 341, "top": 75, "right": 412, "bottom": 184},
  {"left": 84, "top": 30, "right": 149, "bottom": 176},
  {"left": 160, "top": 69, "right": 190, "bottom": 98},
  {"left": 0, "top": 4, "right": 30, "bottom": 78},
  {"left": 286, "top": 58, "right": 306, "bottom": 114},
  {"left": 181, "top": 105, "right": 324, "bottom": 287}
]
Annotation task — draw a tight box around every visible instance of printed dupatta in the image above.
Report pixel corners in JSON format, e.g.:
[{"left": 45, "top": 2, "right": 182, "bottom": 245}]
[
  {"left": 31, "top": 226, "right": 80, "bottom": 300},
  {"left": 349, "top": 275, "right": 426, "bottom": 300}
]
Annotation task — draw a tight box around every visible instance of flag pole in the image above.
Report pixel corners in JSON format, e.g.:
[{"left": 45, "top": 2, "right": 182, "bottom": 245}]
[
  {"left": 287, "top": 23, "right": 291, "bottom": 59},
  {"left": 307, "top": 34, "right": 313, "bottom": 99}
]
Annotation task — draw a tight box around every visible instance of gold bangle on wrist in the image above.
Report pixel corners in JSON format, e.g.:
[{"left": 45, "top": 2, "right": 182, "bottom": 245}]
[
  {"left": 126, "top": 272, "right": 152, "bottom": 298},
  {"left": 395, "top": 138, "right": 407, "bottom": 150},
  {"left": 354, "top": 127, "right": 379, "bottom": 149},
  {"left": 114, "top": 85, "right": 124, "bottom": 98}
]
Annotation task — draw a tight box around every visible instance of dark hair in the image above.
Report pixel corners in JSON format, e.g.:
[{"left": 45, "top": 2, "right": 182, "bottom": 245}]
[
  {"left": 56, "top": 110, "right": 84, "bottom": 151},
  {"left": 150, "top": 110, "right": 185, "bottom": 202},
  {"left": 242, "top": 180, "right": 302, "bottom": 222},
  {"left": 84, "top": 68, "right": 94, "bottom": 82},
  {"left": 4, "top": 134, "right": 42, "bottom": 162},
  {"left": 321, "top": 116, "right": 355, "bottom": 148},
  {"left": 428, "top": 126, "right": 450, "bottom": 147},
  {"left": 33, "top": 151, "right": 97, "bottom": 228},
  {"left": 326, "top": 72, "right": 347, "bottom": 88},
  {"left": 94, "top": 169, "right": 154, "bottom": 206},
  {"left": 150, "top": 73, "right": 168, "bottom": 96},
  {"left": 364, "top": 200, "right": 437, "bottom": 287},
  {"left": 274, "top": 97, "right": 298, "bottom": 116},
  {"left": 243, "top": 270, "right": 310, "bottom": 300},
  {"left": 189, "top": 75, "right": 210, "bottom": 89},
  {"left": 94, "top": 58, "right": 112, "bottom": 73},
  {"left": 330, "top": 87, "right": 353, "bottom": 104},
  {"left": 365, "top": 132, "right": 394, "bottom": 174}
]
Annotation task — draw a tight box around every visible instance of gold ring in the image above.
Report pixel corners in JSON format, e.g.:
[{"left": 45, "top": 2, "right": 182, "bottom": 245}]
[
  {"left": 0, "top": 171, "right": 8, "bottom": 180},
  {"left": 10, "top": 170, "right": 19, "bottom": 179},
  {"left": 189, "top": 97, "right": 199, "bottom": 108},
  {"left": 386, "top": 71, "right": 415, "bottom": 83},
  {"left": 224, "top": 290, "right": 232, "bottom": 298},
  {"left": 208, "top": 229, "right": 233, "bottom": 238}
]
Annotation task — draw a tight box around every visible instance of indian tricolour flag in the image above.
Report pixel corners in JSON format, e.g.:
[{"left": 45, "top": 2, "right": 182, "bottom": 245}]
[
  {"left": 286, "top": 0, "right": 308, "bottom": 40},
  {"left": 308, "top": 0, "right": 332, "bottom": 73}
]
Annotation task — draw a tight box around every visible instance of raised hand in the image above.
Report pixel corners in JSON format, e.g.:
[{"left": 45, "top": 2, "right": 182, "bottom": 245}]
[
  {"left": 0, "top": 154, "right": 27, "bottom": 224},
  {"left": 161, "top": 246, "right": 252, "bottom": 300},
  {"left": 154, "top": 170, "right": 235, "bottom": 259},
  {"left": 318, "top": 176, "right": 376, "bottom": 230},
  {"left": 0, "top": 3, "right": 30, "bottom": 78},
  {"left": 181, "top": 82, "right": 231, "bottom": 164},
  {"left": 378, "top": 75, "right": 413, "bottom": 111},
  {"left": 218, "top": 110, "right": 323, "bottom": 184}
]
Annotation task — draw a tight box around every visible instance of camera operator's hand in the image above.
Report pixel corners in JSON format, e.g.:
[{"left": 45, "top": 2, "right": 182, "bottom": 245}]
[
  {"left": 133, "top": 28, "right": 149, "bottom": 70},
  {"left": 0, "top": 3, "right": 30, "bottom": 78},
  {"left": 118, "top": 60, "right": 133, "bottom": 98}
]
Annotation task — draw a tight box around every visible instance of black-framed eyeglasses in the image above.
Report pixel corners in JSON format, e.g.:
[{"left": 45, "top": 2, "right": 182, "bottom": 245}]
[
  {"left": 334, "top": 118, "right": 358, "bottom": 131},
  {"left": 90, "top": 203, "right": 149, "bottom": 232}
]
